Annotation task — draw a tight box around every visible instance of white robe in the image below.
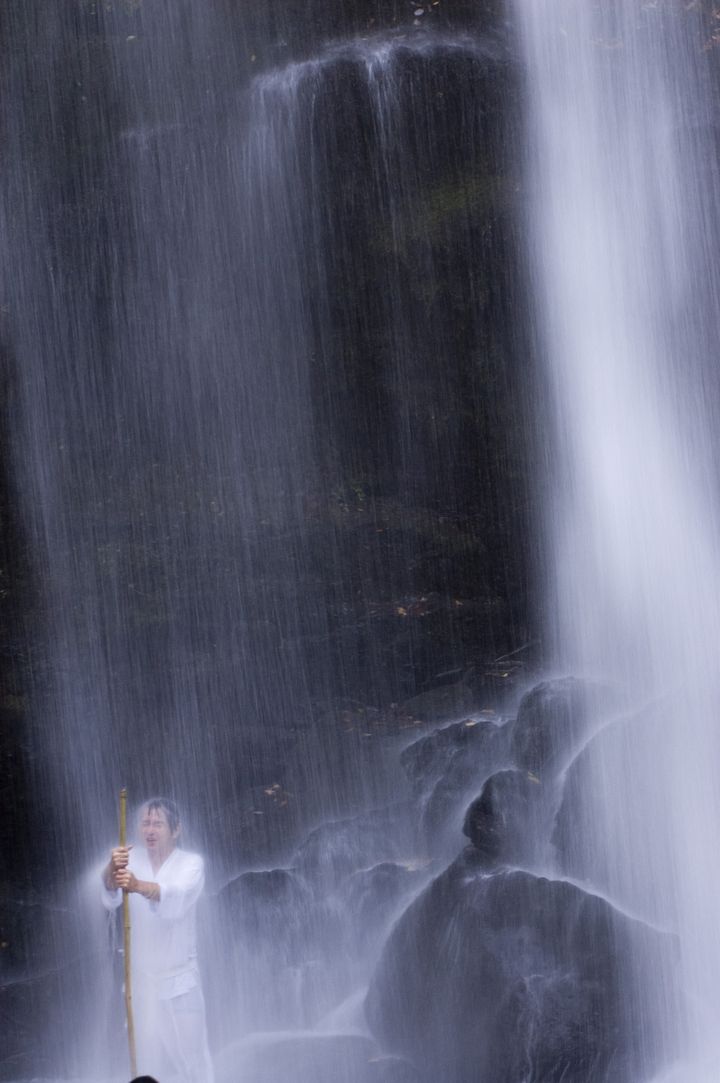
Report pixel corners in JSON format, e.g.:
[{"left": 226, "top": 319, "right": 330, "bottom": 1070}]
[{"left": 102, "top": 847, "right": 214, "bottom": 1082}]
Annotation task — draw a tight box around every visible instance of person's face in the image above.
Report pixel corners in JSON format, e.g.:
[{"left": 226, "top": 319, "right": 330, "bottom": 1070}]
[{"left": 139, "top": 805, "right": 179, "bottom": 861}]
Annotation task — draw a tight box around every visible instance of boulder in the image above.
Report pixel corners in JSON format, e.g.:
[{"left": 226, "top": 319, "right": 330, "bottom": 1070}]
[
  {"left": 216, "top": 867, "right": 320, "bottom": 951},
  {"left": 462, "top": 768, "right": 543, "bottom": 865},
  {"left": 510, "top": 677, "right": 618, "bottom": 776},
  {"left": 400, "top": 719, "right": 511, "bottom": 855},
  {"left": 292, "top": 805, "right": 416, "bottom": 892},
  {"left": 210, "top": 868, "right": 340, "bottom": 1035},
  {"left": 337, "top": 861, "right": 430, "bottom": 958},
  {"left": 365, "top": 855, "right": 676, "bottom": 1083},
  {"left": 400, "top": 718, "right": 507, "bottom": 792}
]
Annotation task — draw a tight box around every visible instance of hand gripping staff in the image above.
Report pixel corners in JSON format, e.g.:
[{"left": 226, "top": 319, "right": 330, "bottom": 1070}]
[{"left": 119, "top": 788, "right": 138, "bottom": 1077}]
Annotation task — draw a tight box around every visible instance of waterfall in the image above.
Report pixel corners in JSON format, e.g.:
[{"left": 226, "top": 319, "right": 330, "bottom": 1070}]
[
  {"left": 1, "top": 10, "right": 527, "bottom": 1077},
  {"left": 515, "top": 2, "right": 720, "bottom": 1074},
  {"left": 12, "top": 0, "right": 712, "bottom": 1076},
  {"left": 0, "top": 7, "right": 522, "bottom": 865},
  {"left": 1, "top": 0, "right": 326, "bottom": 857}
]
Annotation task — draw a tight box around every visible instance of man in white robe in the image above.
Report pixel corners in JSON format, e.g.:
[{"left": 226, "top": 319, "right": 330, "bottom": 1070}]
[{"left": 102, "top": 797, "right": 214, "bottom": 1083}]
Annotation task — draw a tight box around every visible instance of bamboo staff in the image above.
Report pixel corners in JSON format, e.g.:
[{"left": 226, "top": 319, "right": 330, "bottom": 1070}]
[{"left": 119, "top": 788, "right": 138, "bottom": 1077}]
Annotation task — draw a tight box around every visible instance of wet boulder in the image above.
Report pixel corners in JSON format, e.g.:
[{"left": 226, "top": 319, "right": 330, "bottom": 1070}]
[
  {"left": 365, "top": 855, "right": 676, "bottom": 1083},
  {"left": 216, "top": 867, "right": 319, "bottom": 950},
  {"left": 510, "top": 677, "right": 618, "bottom": 777},
  {"left": 400, "top": 717, "right": 507, "bottom": 792},
  {"left": 462, "top": 767, "right": 544, "bottom": 865},
  {"left": 337, "top": 861, "right": 430, "bottom": 958},
  {"left": 292, "top": 805, "right": 415, "bottom": 892},
  {"left": 400, "top": 719, "right": 511, "bottom": 855},
  {"left": 210, "top": 868, "right": 339, "bottom": 1034}
]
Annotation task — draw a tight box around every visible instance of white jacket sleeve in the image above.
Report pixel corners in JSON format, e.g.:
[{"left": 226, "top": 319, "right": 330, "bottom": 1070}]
[{"left": 100, "top": 875, "right": 122, "bottom": 911}]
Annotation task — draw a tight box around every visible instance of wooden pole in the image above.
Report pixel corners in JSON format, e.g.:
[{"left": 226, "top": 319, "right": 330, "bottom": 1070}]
[{"left": 119, "top": 788, "right": 138, "bottom": 1077}]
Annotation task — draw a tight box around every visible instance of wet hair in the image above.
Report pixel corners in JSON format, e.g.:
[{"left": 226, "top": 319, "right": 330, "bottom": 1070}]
[{"left": 142, "top": 796, "right": 180, "bottom": 834}]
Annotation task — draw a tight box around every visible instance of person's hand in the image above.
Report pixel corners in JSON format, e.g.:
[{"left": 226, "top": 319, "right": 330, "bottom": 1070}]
[
  {"left": 103, "top": 845, "right": 133, "bottom": 890},
  {"left": 115, "top": 867, "right": 139, "bottom": 893},
  {"left": 110, "top": 845, "right": 132, "bottom": 872}
]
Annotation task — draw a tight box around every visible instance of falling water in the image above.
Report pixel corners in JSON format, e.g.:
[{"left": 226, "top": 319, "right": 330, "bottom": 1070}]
[
  {"left": 1, "top": 7, "right": 525, "bottom": 1078},
  {"left": 515, "top": 2, "right": 720, "bottom": 1075},
  {"left": 14, "top": 0, "right": 711, "bottom": 1077}
]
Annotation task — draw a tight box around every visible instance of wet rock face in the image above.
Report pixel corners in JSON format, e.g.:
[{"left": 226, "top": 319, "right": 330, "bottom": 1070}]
[
  {"left": 400, "top": 718, "right": 512, "bottom": 854},
  {"left": 217, "top": 867, "right": 317, "bottom": 940},
  {"left": 510, "top": 677, "right": 617, "bottom": 776},
  {"left": 461, "top": 767, "right": 541, "bottom": 865},
  {"left": 212, "top": 0, "right": 511, "bottom": 76},
  {"left": 338, "top": 861, "right": 428, "bottom": 958},
  {"left": 365, "top": 858, "right": 675, "bottom": 1083},
  {"left": 209, "top": 806, "right": 423, "bottom": 1043},
  {"left": 398, "top": 676, "right": 616, "bottom": 861},
  {"left": 209, "top": 867, "right": 341, "bottom": 1037},
  {"left": 292, "top": 805, "right": 417, "bottom": 892},
  {"left": 401, "top": 718, "right": 503, "bottom": 791}
]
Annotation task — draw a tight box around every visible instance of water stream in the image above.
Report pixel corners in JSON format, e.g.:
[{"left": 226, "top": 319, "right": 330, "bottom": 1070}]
[{"left": 516, "top": 1, "right": 720, "bottom": 1075}]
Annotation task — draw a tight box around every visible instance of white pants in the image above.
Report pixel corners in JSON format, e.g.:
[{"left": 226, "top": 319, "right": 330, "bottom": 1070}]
[{"left": 133, "top": 981, "right": 214, "bottom": 1083}]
